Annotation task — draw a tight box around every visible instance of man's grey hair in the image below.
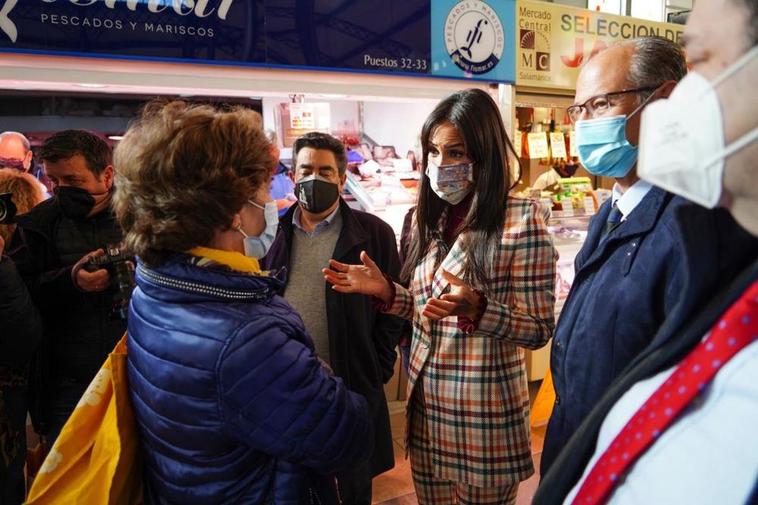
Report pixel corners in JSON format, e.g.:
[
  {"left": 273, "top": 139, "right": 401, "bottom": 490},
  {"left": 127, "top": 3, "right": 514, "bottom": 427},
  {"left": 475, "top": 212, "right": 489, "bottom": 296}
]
[
  {"left": 608, "top": 37, "right": 687, "bottom": 103},
  {"left": 0, "top": 131, "right": 31, "bottom": 152}
]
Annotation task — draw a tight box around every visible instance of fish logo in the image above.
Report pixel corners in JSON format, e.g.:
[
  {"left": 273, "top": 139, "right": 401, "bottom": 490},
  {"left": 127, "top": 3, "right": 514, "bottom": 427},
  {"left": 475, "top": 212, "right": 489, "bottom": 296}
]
[
  {"left": 444, "top": 0, "right": 504, "bottom": 75},
  {"left": 0, "top": 0, "right": 17, "bottom": 43}
]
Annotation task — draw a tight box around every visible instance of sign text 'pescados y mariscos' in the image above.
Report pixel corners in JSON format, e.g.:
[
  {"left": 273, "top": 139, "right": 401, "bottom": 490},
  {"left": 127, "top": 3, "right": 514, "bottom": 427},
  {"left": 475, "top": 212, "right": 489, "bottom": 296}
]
[{"left": 0, "top": 0, "right": 236, "bottom": 43}]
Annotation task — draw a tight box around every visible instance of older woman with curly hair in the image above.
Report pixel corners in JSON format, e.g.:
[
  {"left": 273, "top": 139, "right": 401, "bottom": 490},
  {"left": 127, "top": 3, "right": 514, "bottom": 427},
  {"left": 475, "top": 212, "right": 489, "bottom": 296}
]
[
  {"left": 0, "top": 168, "right": 45, "bottom": 243},
  {"left": 112, "top": 101, "right": 371, "bottom": 505}
]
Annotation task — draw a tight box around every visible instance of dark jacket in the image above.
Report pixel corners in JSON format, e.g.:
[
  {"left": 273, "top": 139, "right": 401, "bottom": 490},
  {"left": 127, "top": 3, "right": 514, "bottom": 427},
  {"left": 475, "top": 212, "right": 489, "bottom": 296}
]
[
  {"left": 261, "top": 199, "right": 405, "bottom": 484},
  {"left": 542, "top": 188, "right": 758, "bottom": 473},
  {"left": 0, "top": 255, "right": 43, "bottom": 475},
  {"left": 535, "top": 256, "right": 758, "bottom": 504},
  {"left": 129, "top": 255, "right": 371, "bottom": 504},
  {"left": 0, "top": 255, "right": 43, "bottom": 370},
  {"left": 7, "top": 197, "right": 125, "bottom": 432}
]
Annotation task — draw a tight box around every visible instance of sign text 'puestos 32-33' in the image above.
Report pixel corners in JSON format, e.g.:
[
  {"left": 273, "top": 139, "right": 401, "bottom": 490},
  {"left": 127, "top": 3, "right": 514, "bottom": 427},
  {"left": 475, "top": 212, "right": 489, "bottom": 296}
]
[{"left": 0, "top": 0, "right": 516, "bottom": 83}]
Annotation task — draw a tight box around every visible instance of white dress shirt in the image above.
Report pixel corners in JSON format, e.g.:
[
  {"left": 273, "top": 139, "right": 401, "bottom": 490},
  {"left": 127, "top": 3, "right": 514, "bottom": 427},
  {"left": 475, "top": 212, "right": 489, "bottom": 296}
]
[
  {"left": 611, "top": 179, "right": 653, "bottom": 222},
  {"left": 565, "top": 339, "right": 758, "bottom": 505}
]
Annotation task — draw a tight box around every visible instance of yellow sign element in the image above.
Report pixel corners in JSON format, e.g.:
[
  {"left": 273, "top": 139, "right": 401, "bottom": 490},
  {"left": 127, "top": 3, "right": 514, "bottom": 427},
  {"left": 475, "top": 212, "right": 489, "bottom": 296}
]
[
  {"left": 527, "top": 132, "right": 550, "bottom": 159},
  {"left": 516, "top": 0, "right": 684, "bottom": 89},
  {"left": 550, "top": 132, "right": 567, "bottom": 159}
]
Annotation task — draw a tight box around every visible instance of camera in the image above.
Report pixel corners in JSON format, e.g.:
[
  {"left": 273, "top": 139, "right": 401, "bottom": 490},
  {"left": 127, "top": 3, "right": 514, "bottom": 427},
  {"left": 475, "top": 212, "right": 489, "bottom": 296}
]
[
  {"left": 83, "top": 243, "right": 135, "bottom": 320},
  {"left": 0, "top": 192, "right": 17, "bottom": 224}
]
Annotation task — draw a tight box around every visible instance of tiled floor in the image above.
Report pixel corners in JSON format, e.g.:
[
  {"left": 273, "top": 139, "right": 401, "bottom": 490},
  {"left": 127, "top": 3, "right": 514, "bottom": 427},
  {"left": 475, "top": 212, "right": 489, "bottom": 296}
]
[{"left": 373, "top": 388, "right": 547, "bottom": 505}]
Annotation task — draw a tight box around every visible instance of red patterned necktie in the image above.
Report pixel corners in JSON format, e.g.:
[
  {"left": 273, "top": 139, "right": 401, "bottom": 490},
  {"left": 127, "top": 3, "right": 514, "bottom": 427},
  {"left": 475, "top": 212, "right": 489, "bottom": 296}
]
[{"left": 572, "top": 279, "right": 758, "bottom": 505}]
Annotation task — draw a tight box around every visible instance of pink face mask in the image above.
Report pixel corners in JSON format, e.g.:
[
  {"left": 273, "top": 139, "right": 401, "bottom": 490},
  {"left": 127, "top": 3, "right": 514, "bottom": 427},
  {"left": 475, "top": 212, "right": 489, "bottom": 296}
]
[{"left": 0, "top": 157, "right": 26, "bottom": 172}]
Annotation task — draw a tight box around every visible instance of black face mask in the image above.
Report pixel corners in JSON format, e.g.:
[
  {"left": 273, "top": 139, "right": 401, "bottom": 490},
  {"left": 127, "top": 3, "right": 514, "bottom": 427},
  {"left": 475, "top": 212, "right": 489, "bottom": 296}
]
[
  {"left": 556, "top": 163, "right": 579, "bottom": 178},
  {"left": 295, "top": 176, "right": 340, "bottom": 214},
  {"left": 55, "top": 186, "right": 97, "bottom": 219}
]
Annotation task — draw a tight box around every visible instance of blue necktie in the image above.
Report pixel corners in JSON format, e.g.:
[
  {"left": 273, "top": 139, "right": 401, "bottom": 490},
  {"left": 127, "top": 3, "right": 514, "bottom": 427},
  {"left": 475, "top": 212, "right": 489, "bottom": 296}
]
[{"left": 603, "top": 202, "right": 623, "bottom": 238}]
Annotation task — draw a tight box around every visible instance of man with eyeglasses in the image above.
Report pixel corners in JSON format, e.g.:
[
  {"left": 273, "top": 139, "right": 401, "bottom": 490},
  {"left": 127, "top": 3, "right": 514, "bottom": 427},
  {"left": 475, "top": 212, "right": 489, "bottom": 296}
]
[{"left": 540, "top": 36, "right": 756, "bottom": 475}]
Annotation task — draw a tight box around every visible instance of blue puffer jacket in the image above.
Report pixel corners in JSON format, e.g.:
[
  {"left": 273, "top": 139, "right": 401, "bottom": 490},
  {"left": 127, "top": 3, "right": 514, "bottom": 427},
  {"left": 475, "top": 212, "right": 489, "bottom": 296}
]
[{"left": 127, "top": 254, "right": 372, "bottom": 504}]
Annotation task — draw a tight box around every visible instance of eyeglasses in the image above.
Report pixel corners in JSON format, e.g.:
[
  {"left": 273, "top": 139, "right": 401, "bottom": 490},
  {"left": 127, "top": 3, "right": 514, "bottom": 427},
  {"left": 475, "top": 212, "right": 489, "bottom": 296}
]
[{"left": 566, "top": 86, "right": 659, "bottom": 123}]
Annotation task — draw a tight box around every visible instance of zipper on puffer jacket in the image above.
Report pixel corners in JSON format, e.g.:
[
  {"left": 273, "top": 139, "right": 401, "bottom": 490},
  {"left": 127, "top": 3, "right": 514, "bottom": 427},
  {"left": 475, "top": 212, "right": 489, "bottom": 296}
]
[{"left": 137, "top": 265, "right": 271, "bottom": 302}]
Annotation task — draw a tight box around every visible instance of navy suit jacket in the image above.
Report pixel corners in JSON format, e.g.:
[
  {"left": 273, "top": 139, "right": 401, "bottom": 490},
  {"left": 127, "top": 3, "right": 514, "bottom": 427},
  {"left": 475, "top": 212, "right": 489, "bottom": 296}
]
[{"left": 542, "top": 187, "right": 757, "bottom": 474}]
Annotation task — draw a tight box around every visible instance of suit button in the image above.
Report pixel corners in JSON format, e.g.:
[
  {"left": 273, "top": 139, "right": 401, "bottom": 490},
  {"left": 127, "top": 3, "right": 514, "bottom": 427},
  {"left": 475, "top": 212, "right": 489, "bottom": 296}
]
[
  {"left": 555, "top": 340, "right": 562, "bottom": 348},
  {"left": 555, "top": 395, "right": 561, "bottom": 405}
]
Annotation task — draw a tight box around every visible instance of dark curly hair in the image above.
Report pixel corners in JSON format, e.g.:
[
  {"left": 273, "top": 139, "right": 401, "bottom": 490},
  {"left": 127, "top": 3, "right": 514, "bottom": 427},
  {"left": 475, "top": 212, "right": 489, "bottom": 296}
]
[
  {"left": 112, "top": 101, "right": 271, "bottom": 266},
  {"left": 38, "top": 129, "right": 112, "bottom": 176},
  {"left": 293, "top": 132, "right": 347, "bottom": 176}
]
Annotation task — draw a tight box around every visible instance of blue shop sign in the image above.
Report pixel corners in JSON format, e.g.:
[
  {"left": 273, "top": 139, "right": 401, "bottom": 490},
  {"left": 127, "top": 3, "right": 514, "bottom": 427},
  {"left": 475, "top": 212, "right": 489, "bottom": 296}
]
[
  {"left": 0, "top": 0, "right": 515, "bottom": 83},
  {"left": 431, "top": 0, "right": 516, "bottom": 82}
]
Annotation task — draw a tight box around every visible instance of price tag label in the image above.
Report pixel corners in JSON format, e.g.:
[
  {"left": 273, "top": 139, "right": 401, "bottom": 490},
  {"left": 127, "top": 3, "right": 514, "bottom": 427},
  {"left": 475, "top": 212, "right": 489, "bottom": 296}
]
[
  {"left": 527, "top": 132, "right": 549, "bottom": 159},
  {"left": 569, "top": 130, "right": 578, "bottom": 157},
  {"left": 550, "top": 132, "right": 567, "bottom": 159},
  {"left": 513, "top": 131, "right": 523, "bottom": 158}
]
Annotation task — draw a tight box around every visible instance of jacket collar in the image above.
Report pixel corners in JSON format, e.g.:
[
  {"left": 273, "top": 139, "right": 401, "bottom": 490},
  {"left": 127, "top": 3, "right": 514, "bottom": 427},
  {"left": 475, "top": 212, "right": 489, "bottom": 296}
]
[
  {"left": 136, "top": 254, "right": 283, "bottom": 303},
  {"left": 578, "top": 187, "right": 671, "bottom": 272}
]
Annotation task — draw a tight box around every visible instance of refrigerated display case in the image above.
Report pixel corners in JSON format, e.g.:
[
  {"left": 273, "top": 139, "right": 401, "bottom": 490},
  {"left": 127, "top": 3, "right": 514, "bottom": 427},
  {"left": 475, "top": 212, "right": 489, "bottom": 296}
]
[{"left": 526, "top": 212, "right": 591, "bottom": 381}]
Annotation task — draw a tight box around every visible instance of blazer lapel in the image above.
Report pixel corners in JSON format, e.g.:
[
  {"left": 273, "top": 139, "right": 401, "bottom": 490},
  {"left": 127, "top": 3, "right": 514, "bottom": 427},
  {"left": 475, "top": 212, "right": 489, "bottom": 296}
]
[
  {"left": 578, "top": 188, "right": 670, "bottom": 274},
  {"left": 575, "top": 203, "right": 609, "bottom": 271},
  {"left": 331, "top": 199, "right": 367, "bottom": 261},
  {"left": 432, "top": 239, "right": 466, "bottom": 300}
]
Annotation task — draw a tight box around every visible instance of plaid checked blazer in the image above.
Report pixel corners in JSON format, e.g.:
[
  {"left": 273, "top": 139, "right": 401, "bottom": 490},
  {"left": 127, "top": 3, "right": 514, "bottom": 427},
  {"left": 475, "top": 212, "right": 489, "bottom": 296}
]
[{"left": 386, "top": 197, "right": 557, "bottom": 487}]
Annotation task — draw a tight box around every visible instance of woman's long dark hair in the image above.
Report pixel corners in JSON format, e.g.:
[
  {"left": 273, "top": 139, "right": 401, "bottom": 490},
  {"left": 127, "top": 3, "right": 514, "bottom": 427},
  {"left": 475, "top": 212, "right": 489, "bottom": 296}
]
[{"left": 399, "top": 88, "right": 521, "bottom": 293}]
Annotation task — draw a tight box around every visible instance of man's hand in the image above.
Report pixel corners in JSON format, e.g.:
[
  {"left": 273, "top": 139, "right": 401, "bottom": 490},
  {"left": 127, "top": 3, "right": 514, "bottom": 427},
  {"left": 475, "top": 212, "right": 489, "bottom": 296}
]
[
  {"left": 0, "top": 235, "right": 4, "bottom": 257},
  {"left": 323, "top": 251, "right": 393, "bottom": 303},
  {"left": 73, "top": 249, "right": 111, "bottom": 292}
]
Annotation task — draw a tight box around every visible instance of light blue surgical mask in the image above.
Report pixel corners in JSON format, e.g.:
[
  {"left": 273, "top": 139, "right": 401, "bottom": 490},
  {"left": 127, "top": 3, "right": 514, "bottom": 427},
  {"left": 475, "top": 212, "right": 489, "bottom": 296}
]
[
  {"left": 238, "top": 200, "right": 279, "bottom": 259},
  {"left": 575, "top": 115, "right": 639, "bottom": 177},
  {"left": 574, "top": 95, "right": 653, "bottom": 178}
]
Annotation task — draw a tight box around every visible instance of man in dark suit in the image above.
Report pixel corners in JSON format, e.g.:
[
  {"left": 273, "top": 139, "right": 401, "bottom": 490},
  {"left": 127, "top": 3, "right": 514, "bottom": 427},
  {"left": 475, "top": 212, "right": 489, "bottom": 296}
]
[
  {"left": 261, "top": 132, "right": 404, "bottom": 504},
  {"left": 541, "top": 35, "right": 756, "bottom": 473},
  {"left": 536, "top": 0, "right": 758, "bottom": 502}
]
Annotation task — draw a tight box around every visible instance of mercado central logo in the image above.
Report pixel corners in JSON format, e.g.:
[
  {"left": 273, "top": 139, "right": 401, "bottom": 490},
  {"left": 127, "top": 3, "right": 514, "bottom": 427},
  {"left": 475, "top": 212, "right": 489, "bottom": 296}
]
[
  {"left": 0, "top": 0, "right": 236, "bottom": 43},
  {"left": 444, "top": 0, "right": 505, "bottom": 75},
  {"left": 516, "top": 0, "right": 684, "bottom": 89}
]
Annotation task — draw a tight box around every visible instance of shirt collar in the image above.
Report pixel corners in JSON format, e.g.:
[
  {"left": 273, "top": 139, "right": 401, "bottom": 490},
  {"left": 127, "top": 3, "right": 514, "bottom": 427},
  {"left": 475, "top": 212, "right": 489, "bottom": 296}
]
[
  {"left": 612, "top": 179, "right": 654, "bottom": 220},
  {"left": 292, "top": 204, "right": 340, "bottom": 235}
]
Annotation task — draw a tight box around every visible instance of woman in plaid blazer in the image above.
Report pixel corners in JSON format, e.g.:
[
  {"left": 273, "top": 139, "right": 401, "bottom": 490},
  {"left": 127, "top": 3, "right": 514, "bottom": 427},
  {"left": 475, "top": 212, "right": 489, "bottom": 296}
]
[{"left": 324, "top": 89, "right": 557, "bottom": 503}]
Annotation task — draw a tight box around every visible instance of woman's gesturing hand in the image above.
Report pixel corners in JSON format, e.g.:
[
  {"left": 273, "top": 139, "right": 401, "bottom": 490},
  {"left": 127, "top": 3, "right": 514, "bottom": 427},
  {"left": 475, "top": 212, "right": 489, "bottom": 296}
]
[
  {"left": 323, "top": 250, "right": 394, "bottom": 304},
  {"left": 422, "top": 269, "right": 482, "bottom": 321}
]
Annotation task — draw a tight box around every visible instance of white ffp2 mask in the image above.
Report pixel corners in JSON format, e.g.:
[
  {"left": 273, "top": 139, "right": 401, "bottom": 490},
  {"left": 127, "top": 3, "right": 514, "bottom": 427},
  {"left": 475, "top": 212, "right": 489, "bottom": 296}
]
[{"left": 638, "top": 46, "right": 758, "bottom": 208}]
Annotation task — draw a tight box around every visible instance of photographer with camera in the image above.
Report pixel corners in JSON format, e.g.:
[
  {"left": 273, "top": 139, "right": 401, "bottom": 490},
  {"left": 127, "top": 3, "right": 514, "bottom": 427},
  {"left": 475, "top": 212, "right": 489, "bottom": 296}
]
[{"left": 7, "top": 130, "right": 127, "bottom": 448}]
